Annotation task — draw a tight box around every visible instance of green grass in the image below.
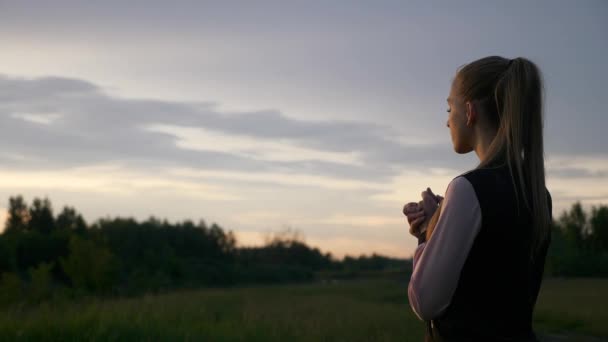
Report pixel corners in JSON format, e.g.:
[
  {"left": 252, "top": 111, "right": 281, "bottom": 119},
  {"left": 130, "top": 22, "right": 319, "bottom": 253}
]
[
  {"left": 0, "top": 278, "right": 605, "bottom": 341},
  {"left": 534, "top": 278, "right": 608, "bottom": 338}
]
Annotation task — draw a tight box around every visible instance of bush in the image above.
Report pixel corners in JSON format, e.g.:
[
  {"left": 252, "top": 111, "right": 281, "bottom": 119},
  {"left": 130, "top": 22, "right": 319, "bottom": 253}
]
[
  {"left": 60, "top": 236, "right": 119, "bottom": 293},
  {"left": 27, "top": 262, "right": 54, "bottom": 303},
  {"left": 0, "top": 272, "right": 23, "bottom": 305}
]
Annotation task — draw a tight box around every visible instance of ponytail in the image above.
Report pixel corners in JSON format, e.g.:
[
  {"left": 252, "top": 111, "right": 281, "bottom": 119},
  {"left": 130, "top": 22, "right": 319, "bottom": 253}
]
[{"left": 492, "top": 58, "right": 550, "bottom": 258}]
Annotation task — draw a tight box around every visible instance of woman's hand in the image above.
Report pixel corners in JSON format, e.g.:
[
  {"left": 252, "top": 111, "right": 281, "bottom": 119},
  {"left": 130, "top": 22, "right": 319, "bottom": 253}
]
[
  {"left": 403, "top": 202, "right": 426, "bottom": 238},
  {"left": 420, "top": 187, "right": 441, "bottom": 219},
  {"left": 403, "top": 187, "right": 443, "bottom": 239}
]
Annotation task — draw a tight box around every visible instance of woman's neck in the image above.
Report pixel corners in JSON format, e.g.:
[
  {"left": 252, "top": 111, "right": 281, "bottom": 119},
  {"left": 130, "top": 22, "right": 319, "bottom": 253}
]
[{"left": 474, "top": 127, "right": 498, "bottom": 163}]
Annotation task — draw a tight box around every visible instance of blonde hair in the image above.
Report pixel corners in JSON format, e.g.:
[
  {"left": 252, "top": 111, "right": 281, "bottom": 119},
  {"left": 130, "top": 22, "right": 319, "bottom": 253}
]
[{"left": 426, "top": 56, "right": 550, "bottom": 258}]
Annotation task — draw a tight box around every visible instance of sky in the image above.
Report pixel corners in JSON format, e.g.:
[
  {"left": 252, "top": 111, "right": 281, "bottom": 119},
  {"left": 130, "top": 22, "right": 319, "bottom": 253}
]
[{"left": 1, "top": 1, "right": 607, "bottom": 258}]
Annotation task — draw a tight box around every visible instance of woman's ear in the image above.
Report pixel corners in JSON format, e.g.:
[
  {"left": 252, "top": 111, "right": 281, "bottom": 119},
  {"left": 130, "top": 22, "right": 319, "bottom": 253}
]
[{"left": 465, "top": 101, "right": 477, "bottom": 127}]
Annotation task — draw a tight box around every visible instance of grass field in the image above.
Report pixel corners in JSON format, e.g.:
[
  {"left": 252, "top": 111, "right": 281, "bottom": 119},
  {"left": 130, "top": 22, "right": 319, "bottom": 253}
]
[{"left": 0, "top": 277, "right": 606, "bottom": 341}]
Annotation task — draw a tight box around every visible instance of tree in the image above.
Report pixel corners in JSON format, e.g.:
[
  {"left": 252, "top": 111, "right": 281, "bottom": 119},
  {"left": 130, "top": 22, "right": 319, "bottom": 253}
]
[
  {"left": 60, "top": 235, "right": 119, "bottom": 293},
  {"left": 558, "top": 202, "right": 588, "bottom": 248},
  {"left": 589, "top": 205, "right": 608, "bottom": 252},
  {"left": 5, "top": 196, "right": 29, "bottom": 233},
  {"left": 56, "top": 206, "right": 87, "bottom": 232},
  {"left": 263, "top": 226, "right": 305, "bottom": 247},
  {"left": 548, "top": 202, "right": 608, "bottom": 277},
  {"left": 29, "top": 198, "right": 55, "bottom": 234}
]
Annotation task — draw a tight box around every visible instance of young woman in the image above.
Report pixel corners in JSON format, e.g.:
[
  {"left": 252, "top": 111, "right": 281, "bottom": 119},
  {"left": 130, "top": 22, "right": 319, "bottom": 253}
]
[{"left": 402, "top": 56, "right": 552, "bottom": 342}]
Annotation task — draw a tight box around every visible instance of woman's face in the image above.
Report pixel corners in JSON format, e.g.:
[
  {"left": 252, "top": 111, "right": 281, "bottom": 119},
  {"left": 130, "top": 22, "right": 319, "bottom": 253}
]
[{"left": 446, "top": 78, "right": 474, "bottom": 154}]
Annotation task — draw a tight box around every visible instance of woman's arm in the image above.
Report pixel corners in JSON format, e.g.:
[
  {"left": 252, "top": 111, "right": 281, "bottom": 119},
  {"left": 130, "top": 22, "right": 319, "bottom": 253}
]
[{"left": 408, "top": 176, "right": 482, "bottom": 321}]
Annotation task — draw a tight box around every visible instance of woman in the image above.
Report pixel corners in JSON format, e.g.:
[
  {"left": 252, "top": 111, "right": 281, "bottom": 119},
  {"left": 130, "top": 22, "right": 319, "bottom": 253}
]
[{"left": 402, "top": 56, "right": 552, "bottom": 341}]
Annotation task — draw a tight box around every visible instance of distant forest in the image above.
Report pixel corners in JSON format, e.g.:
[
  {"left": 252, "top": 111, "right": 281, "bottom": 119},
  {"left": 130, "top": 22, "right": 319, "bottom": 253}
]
[
  {"left": 0, "top": 196, "right": 406, "bottom": 304},
  {"left": 0, "top": 195, "right": 606, "bottom": 305}
]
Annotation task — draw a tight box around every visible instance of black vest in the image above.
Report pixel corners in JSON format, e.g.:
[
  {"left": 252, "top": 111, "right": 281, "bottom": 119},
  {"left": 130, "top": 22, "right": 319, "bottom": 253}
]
[{"left": 429, "top": 164, "right": 552, "bottom": 342}]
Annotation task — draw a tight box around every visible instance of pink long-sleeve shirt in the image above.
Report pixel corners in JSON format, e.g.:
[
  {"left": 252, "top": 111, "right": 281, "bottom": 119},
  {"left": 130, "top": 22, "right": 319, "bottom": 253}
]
[{"left": 408, "top": 176, "right": 483, "bottom": 321}]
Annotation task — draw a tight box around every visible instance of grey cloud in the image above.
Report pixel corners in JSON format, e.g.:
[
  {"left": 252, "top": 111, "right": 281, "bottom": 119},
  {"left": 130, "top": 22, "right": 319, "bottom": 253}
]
[
  {"left": 3, "top": 1, "right": 607, "bottom": 159},
  {"left": 1, "top": 74, "right": 465, "bottom": 183},
  {"left": 0, "top": 76, "right": 99, "bottom": 103},
  {"left": 548, "top": 167, "right": 608, "bottom": 179}
]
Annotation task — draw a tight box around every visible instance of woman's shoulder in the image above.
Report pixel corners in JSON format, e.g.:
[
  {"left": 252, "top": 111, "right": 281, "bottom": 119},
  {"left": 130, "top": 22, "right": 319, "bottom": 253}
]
[
  {"left": 453, "top": 163, "right": 510, "bottom": 185},
  {"left": 447, "top": 165, "right": 512, "bottom": 204},
  {"left": 457, "top": 162, "right": 509, "bottom": 177},
  {"left": 444, "top": 175, "right": 477, "bottom": 202}
]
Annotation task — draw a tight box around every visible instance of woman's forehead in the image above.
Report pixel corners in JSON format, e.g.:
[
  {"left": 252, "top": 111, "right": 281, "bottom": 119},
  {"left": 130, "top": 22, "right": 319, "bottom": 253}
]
[{"left": 448, "top": 77, "right": 461, "bottom": 98}]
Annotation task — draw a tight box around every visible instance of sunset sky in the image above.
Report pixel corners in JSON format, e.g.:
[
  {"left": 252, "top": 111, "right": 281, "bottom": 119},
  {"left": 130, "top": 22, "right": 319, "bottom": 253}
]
[{"left": 1, "top": 1, "right": 607, "bottom": 258}]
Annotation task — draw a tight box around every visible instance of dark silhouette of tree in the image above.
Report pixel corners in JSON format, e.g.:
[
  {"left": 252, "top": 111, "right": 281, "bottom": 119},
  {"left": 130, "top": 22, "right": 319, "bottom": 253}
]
[
  {"left": 29, "top": 198, "right": 55, "bottom": 234},
  {"left": 56, "top": 206, "right": 87, "bottom": 232},
  {"left": 548, "top": 201, "right": 608, "bottom": 277},
  {"left": 60, "top": 235, "right": 119, "bottom": 293},
  {"left": 6, "top": 194, "right": 558, "bottom": 298},
  {"left": 559, "top": 202, "right": 587, "bottom": 248},
  {"left": 5, "top": 196, "right": 29, "bottom": 233},
  {"left": 590, "top": 205, "right": 608, "bottom": 252},
  {"left": 341, "top": 253, "right": 407, "bottom": 272},
  {"left": 14, "top": 230, "right": 70, "bottom": 272}
]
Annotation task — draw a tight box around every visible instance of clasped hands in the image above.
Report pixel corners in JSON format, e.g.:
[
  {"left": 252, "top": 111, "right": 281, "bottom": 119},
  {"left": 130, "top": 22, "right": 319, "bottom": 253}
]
[{"left": 402, "top": 187, "right": 444, "bottom": 239}]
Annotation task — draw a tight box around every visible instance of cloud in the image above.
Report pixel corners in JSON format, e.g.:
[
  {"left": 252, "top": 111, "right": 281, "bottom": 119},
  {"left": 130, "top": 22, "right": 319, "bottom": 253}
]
[
  {"left": 10, "top": 112, "right": 63, "bottom": 125},
  {"left": 0, "top": 74, "right": 461, "bottom": 186},
  {"left": 546, "top": 155, "right": 608, "bottom": 178},
  {"left": 144, "top": 124, "right": 363, "bottom": 165},
  {"left": 369, "top": 168, "right": 462, "bottom": 204},
  {"left": 169, "top": 168, "right": 384, "bottom": 191},
  {"left": 310, "top": 214, "right": 405, "bottom": 227},
  {"left": 0, "top": 163, "right": 241, "bottom": 201},
  {"left": 3, "top": 74, "right": 603, "bottom": 200}
]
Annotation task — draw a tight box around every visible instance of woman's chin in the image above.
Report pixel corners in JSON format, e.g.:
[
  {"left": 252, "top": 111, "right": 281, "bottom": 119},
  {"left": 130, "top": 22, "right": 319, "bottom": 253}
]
[{"left": 453, "top": 145, "right": 472, "bottom": 155}]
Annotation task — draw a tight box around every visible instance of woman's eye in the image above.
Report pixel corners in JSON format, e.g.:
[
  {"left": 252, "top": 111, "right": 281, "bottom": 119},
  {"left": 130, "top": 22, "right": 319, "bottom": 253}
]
[{"left": 446, "top": 108, "right": 451, "bottom": 113}]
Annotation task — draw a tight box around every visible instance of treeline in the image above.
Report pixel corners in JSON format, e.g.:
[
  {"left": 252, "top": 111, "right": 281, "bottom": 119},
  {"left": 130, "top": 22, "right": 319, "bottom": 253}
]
[
  {"left": 0, "top": 196, "right": 408, "bottom": 305},
  {"left": 2, "top": 194, "right": 605, "bottom": 305},
  {"left": 546, "top": 202, "right": 608, "bottom": 277}
]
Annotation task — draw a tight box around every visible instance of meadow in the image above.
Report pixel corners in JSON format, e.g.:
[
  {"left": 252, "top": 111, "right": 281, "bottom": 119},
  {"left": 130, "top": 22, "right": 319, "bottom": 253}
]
[{"left": 0, "top": 277, "right": 605, "bottom": 341}]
